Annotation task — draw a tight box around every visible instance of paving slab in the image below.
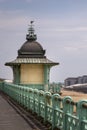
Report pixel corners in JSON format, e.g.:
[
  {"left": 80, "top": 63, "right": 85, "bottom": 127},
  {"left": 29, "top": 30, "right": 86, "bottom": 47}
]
[{"left": 0, "top": 95, "right": 34, "bottom": 130}]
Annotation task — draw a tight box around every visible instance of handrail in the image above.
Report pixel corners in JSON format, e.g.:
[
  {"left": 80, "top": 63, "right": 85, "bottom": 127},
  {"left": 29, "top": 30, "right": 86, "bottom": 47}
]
[{"left": 0, "top": 81, "right": 87, "bottom": 130}]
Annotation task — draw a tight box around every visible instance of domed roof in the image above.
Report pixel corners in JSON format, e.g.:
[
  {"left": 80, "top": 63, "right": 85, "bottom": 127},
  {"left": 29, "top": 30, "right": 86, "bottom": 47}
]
[
  {"left": 18, "top": 40, "right": 45, "bottom": 58},
  {"left": 5, "top": 21, "right": 59, "bottom": 67},
  {"left": 17, "top": 21, "right": 45, "bottom": 58}
]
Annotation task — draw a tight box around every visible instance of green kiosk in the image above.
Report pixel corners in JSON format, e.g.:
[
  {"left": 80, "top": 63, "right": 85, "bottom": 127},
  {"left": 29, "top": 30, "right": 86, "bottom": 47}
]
[{"left": 5, "top": 21, "right": 59, "bottom": 91}]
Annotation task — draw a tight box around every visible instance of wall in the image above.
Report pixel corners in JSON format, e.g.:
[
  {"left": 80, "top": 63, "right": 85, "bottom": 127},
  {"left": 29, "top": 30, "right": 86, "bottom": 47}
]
[{"left": 20, "top": 64, "right": 44, "bottom": 84}]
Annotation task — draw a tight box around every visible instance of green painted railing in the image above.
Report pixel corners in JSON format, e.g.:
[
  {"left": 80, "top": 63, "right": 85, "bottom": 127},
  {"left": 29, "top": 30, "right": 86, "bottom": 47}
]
[
  {"left": 49, "top": 83, "right": 61, "bottom": 94},
  {"left": 19, "top": 83, "right": 44, "bottom": 90},
  {"left": 0, "top": 82, "right": 87, "bottom": 130}
]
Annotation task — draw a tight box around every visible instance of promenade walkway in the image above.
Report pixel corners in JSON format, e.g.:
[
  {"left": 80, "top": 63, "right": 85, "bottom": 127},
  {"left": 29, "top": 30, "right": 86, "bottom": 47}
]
[{"left": 0, "top": 95, "right": 34, "bottom": 130}]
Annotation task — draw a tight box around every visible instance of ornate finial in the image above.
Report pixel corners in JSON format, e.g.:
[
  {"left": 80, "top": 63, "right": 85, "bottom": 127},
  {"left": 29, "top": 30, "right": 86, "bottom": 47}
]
[
  {"left": 30, "top": 20, "right": 34, "bottom": 24},
  {"left": 26, "top": 21, "right": 37, "bottom": 41}
]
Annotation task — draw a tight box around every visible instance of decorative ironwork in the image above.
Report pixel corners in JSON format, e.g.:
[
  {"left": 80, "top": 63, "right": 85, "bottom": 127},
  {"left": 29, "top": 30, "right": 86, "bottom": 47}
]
[
  {"left": 1, "top": 81, "right": 87, "bottom": 130},
  {"left": 26, "top": 21, "right": 37, "bottom": 41}
]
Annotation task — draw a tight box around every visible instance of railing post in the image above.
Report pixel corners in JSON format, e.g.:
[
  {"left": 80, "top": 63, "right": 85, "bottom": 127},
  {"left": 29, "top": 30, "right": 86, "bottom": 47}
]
[
  {"left": 18, "top": 86, "right": 21, "bottom": 104},
  {"left": 33, "top": 89, "right": 39, "bottom": 114},
  {"left": 44, "top": 92, "right": 51, "bottom": 123},
  {"left": 52, "top": 94, "right": 61, "bottom": 130},
  {"left": 77, "top": 100, "right": 87, "bottom": 130},
  {"left": 21, "top": 86, "right": 24, "bottom": 106},
  {"left": 24, "top": 87, "right": 28, "bottom": 108},
  {"left": 27, "top": 88, "right": 33, "bottom": 110},
  {"left": 63, "top": 96, "right": 73, "bottom": 130},
  {"left": 26, "top": 87, "right": 29, "bottom": 109},
  {"left": 28, "top": 88, "right": 34, "bottom": 112},
  {"left": 38, "top": 90, "right": 45, "bottom": 118}
]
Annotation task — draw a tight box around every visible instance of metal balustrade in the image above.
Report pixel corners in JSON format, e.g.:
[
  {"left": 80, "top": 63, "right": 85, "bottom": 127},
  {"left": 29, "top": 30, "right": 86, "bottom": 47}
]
[{"left": 0, "top": 81, "right": 87, "bottom": 130}]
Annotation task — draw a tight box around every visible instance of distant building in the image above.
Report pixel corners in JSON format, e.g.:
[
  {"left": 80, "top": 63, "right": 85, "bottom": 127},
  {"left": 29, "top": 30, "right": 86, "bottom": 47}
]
[
  {"left": 64, "top": 75, "right": 87, "bottom": 86},
  {"left": 64, "top": 77, "right": 78, "bottom": 86}
]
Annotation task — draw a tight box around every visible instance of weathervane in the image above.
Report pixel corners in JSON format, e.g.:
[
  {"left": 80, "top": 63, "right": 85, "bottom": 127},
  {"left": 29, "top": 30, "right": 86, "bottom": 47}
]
[
  {"left": 30, "top": 20, "right": 34, "bottom": 28},
  {"left": 30, "top": 20, "right": 34, "bottom": 24}
]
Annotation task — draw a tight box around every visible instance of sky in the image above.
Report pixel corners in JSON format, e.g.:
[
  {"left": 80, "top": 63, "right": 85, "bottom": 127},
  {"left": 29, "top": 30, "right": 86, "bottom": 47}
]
[{"left": 0, "top": 0, "right": 87, "bottom": 83}]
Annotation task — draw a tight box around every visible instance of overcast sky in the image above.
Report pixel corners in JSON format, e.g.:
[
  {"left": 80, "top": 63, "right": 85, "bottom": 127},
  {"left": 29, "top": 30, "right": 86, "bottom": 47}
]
[{"left": 0, "top": 0, "right": 87, "bottom": 82}]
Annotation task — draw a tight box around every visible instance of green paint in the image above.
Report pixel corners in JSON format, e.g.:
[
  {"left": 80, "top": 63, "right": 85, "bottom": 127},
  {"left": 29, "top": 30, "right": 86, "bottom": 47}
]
[
  {"left": 1, "top": 82, "right": 87, "bottom": 130},
  {"left": 19, "top": 84, "right": 44, "bottom": 90},
  {"left": 13, "top": 65, "right": 20, "bottom": 84},
  {"left": 44, "top": 65, "right": 50, "bottom": 91}
]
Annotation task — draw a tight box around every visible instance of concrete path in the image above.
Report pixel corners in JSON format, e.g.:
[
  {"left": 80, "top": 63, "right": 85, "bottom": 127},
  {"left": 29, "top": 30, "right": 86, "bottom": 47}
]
[{"left": 0, "top": 95, "right": 34, "bottom": 130}]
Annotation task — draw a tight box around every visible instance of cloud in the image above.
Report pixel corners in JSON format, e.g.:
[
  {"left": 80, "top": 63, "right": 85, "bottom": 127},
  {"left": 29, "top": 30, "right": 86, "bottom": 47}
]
[
  {"left": 0, "top": 8, "right": 87, "bottom": 82},
  {"left": 0, "top": 10, "right": 30, "bottom": 31},
  {"left": 55, "top": 27, "right": 87, "bottom": 32},
  {"left": 0, "top": 8, "right": 87, "bottom": 33}
]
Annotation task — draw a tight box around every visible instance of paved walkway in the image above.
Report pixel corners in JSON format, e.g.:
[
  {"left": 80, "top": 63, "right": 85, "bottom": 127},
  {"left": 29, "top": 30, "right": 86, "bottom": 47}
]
[{"left": 0, "top": 95, "right": 33, "bottom": 130}]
